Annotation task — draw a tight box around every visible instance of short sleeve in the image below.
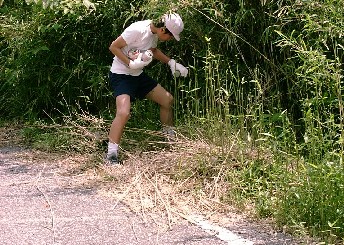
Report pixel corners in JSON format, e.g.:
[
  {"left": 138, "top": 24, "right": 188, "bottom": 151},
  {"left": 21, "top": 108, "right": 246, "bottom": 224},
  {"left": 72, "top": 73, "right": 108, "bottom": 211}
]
[{"left": 121, "top": 24, "right": 141, "bottom": 46}]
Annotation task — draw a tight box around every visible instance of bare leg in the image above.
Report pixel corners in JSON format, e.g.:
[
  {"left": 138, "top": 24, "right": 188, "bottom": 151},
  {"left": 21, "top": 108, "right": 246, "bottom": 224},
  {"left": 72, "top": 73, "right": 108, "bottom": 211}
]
[
  {"left": 108, "top": 94, "right": 131, "bottom": 144},
  {"left": 146, "top": 84, "right": 174, "bottom": 126}
]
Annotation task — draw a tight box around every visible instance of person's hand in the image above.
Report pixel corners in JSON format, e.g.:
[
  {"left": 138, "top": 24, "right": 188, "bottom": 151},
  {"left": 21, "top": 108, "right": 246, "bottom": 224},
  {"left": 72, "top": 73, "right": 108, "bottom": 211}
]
[
  {"left": 129, "top": 53, "right": 152, "bottom": 69},
  {"left": 168, "top": 59, "right": 188, "bottom": 77}
]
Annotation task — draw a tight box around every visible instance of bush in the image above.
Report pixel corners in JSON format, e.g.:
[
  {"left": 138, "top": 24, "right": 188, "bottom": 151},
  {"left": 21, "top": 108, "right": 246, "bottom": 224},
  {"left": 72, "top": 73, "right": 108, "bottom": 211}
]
[{"left": 1, "top": 0, "right": 343, "bottom": 241}]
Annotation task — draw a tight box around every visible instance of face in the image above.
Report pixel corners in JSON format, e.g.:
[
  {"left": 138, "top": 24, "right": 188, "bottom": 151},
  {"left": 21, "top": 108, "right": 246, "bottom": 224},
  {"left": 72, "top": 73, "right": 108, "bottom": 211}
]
[{"left": 157, "top": 27, "right": 174, "bottom": 41}]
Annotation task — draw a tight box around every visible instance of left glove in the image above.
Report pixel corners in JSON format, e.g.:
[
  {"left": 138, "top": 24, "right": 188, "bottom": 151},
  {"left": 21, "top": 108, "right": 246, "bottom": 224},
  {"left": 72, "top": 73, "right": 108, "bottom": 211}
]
[{"left": 168, "top": 59, "right": 188, "bottom": 77}]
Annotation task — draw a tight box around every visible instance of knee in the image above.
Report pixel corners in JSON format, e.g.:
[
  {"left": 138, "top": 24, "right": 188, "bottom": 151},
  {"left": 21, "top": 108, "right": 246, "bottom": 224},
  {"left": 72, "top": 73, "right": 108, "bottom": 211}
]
[
  {"left": 116, "top": 108, "right": 131, "bottom": 122},
  {"left": 168, "top": 94, "right": 174, "bottom": 105},
  {"left": 163, "top": 93, "right": 174, "bottom": 108}
]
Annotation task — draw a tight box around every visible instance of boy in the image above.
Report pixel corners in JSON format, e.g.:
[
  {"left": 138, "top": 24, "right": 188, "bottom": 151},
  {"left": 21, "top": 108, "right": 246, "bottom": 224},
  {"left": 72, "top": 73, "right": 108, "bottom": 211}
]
[{"left": 107, "top": 13, "right": 188, "bottom": 164}]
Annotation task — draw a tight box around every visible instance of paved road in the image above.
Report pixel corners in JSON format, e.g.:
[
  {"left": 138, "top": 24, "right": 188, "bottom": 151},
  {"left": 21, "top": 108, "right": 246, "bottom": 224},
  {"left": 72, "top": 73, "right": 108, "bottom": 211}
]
[{"left": 0, "top": 146, "right": 307, "bottom": 245}]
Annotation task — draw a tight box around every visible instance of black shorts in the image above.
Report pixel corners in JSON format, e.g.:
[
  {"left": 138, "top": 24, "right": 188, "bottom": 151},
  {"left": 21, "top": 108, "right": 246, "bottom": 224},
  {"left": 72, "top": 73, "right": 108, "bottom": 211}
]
[{"left": 109, "top": 72, "right": 158, "bottom": 101}]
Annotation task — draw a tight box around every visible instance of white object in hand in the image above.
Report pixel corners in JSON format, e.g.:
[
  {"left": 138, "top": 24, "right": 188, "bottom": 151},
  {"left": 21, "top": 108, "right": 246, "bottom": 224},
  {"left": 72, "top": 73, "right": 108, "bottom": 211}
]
[
  {"left": 128, "top": 53, "right": 152, "bottom": 69},
  {"left": 168, "top": 59, "right": 188, "bottom": 77},
  {"left": 142, "top": 49, "right": 153, "bottom": 62},
  {"left": 128, "top": 49, "right": 153, "bottom": 62}
]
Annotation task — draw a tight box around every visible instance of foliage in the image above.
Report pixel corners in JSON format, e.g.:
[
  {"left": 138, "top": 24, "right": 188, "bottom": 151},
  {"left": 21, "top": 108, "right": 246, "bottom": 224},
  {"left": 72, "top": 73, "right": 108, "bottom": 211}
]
[{"left": 1, "top": 0, "right": 343, "bottom": 242}]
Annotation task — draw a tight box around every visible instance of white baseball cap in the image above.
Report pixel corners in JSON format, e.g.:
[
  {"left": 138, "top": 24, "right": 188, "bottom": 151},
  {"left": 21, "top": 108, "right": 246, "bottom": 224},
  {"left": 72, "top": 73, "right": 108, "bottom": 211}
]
[{"left": 164, "top": 13, "right": 184, "bottom": 41}]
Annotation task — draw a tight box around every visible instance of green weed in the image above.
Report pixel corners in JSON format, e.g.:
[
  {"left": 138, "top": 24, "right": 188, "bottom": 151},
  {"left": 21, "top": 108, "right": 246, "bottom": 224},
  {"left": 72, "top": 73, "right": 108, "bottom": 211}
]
[{"left": 1, "top": 0, "right": 344, "bottom": 242}]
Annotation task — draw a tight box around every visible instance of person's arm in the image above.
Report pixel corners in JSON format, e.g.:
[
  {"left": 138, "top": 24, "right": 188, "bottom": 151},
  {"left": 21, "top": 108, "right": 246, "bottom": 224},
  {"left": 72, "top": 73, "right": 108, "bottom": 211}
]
[
  {"left": 109, "top": 36, "right": 152, "bottom": 69},
  {"left": 109, "top": 36, "right": 131, "bottom": 66},
  {"left": 150, "top": 48, "right": 171, "bottom": 64},
  {"left": 151, "top": 48, "right": 188, "bottom": 77}
]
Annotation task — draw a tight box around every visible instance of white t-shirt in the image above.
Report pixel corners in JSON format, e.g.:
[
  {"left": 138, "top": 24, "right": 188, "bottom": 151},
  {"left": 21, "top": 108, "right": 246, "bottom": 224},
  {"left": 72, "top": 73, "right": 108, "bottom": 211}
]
[{"left": 110, "top": 20, "right": 158, "bottom": 76}]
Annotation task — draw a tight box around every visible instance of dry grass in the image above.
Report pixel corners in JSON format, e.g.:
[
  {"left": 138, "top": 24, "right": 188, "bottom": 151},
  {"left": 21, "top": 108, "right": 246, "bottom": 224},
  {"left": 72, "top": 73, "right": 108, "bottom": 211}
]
[
  {"left": 91, "top": 138, "right": 249, "bottom": 231},
  {"left": 0, "top": 124, "right": 24, "bottom": 147},
  {"left": 0, "top": 120, "right": 259, "bottom": 231}
]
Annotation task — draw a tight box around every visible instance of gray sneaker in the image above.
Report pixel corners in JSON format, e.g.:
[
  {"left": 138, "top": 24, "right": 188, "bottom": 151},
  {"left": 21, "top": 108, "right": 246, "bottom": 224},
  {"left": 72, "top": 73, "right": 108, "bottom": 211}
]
[
  {"left": 162, "top": 127, "right": 177, "bottom": 142},
  {"left": 105, "top": 154, "right": 119, "bottom": 165}
]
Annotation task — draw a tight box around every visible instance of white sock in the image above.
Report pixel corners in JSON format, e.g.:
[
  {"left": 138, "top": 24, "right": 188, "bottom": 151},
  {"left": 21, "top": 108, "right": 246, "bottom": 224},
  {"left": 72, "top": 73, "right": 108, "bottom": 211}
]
[{"left": 107, "top": 142, "right": 119, "bottom": 157}]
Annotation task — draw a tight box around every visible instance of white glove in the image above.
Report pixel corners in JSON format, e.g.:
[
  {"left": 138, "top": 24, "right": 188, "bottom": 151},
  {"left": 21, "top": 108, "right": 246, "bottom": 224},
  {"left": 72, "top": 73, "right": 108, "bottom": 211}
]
[
  {"left": 129, "top": 53, "right": 152, "bottom": 69},
  {"left": 168, "top": 59, "right": 188, "bottom": 77}
]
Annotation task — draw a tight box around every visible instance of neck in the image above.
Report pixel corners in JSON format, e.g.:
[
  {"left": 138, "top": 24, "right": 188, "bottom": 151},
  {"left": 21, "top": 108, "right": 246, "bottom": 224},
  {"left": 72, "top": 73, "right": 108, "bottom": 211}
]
[{"left": 150, "top": 23, "right": 158, "bottom": 34}]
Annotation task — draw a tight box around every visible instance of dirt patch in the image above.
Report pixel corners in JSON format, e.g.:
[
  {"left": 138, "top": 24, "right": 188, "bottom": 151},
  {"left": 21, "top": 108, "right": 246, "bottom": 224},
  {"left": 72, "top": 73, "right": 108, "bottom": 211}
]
[{"left": 0, "top": 124, "right": 24, "bottom": 147}]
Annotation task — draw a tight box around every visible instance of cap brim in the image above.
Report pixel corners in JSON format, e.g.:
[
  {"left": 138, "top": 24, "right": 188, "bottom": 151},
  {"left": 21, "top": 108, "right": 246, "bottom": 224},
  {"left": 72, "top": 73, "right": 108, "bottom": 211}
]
[{"left": 172, "top": 33, "right": 180, "bottom": 41}]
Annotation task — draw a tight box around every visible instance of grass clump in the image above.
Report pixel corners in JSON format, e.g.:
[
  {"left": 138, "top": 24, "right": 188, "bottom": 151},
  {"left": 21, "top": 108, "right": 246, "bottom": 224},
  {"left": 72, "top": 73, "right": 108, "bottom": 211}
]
[{"left": 180, "top": 117, "right": 343, "bottom": 243}]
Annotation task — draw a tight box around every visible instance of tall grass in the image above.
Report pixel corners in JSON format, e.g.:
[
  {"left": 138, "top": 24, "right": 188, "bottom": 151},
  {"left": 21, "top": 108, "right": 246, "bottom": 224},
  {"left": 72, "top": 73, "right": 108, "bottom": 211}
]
[
  {"left": 1, "top": 0, "right": 343, "bottom": 242},
  {"left": 173, "top": 0, "right": 343, "bottom": 241}
]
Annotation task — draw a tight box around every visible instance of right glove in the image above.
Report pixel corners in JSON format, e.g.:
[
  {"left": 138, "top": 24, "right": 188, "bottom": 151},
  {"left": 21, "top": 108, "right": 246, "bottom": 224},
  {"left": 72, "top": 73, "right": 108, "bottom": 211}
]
[
  {"left": 129, "top": 53, "right": 152, "bottom": 70},
  {"left": 168, "top": 59, "right": 188, "bottom": 77}
]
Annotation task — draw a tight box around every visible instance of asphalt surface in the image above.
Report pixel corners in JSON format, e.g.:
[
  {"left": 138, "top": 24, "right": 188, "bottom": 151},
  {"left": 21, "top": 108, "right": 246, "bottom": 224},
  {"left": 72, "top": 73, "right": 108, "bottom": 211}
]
[{"left": 0, "top": 146, "right": 310, "bottom": 245}]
